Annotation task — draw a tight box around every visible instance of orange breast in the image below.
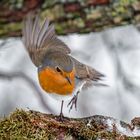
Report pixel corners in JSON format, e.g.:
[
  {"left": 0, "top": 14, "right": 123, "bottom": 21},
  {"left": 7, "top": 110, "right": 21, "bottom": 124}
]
[{"left": 38, "top": 67, "right": 75, "bottom": 95}]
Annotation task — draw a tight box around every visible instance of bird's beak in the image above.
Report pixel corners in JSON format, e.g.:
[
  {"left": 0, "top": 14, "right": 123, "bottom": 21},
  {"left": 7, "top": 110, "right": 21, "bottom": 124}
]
[{"left": 66, "top": 76, "right": 72, "bottom": 85}]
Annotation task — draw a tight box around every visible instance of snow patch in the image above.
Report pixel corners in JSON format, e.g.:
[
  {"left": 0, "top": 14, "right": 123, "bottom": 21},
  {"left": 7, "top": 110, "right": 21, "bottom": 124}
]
[{"left": 106, "top": 118, "right": 140, "bottom": 137}]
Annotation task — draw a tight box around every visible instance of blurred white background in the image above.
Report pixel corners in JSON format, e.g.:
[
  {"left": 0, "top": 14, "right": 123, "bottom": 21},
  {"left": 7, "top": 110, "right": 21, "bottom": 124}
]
[{"left": 0, "top": 25, "right": 140, "bottom": 122}]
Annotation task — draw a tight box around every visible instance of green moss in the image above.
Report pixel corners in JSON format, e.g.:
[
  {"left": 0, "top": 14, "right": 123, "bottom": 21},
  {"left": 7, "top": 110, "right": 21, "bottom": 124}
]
[
  {"left": 41, "top": 4, "right": 64, "bottom": 21},
  {"left": 0, "top": 110, "right": 140, "bottom": 139},
  {"left": 119, "top": 0, "right": 137, "bottom": 6},
  {"left": 73, "top": 18, "right": 85, "bottom": 28},
  {"left": 0, "top": 22, "right": 21, "bottom": 37},
  {"left": 9, "top": 0, "right": 24, "bottom": 9},
  {"left": 0, "top": 0, "right": 140, "bottom": 37},
  {"left": 0, "top": 110, "right": 54, "bottom": 139}
]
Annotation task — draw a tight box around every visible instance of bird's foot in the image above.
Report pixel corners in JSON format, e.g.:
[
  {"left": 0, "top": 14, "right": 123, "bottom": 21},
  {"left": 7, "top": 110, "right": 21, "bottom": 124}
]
[
  {"left": 57, "top": 100, "right": 65, "bottom": 122},
  {"left": 57, "top": 112, "right": 64, "bottom": 122},
  {"left": 67, "top": 91, "right": 79, "bottom": 112}
]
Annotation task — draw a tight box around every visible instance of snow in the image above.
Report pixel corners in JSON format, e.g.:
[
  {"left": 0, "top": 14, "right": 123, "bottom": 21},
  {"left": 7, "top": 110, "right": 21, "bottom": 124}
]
[
  {"left": 0, "top": 25, "right": 140, "bottom": 123},
  {"left": 106, "top": 118, "right": 140, "bottom": 137}
]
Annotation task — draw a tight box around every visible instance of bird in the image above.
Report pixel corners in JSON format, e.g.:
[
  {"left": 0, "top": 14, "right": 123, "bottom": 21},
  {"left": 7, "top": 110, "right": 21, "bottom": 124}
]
[{"left": 22, "top": 13, "right": 104, "bottom": 120}]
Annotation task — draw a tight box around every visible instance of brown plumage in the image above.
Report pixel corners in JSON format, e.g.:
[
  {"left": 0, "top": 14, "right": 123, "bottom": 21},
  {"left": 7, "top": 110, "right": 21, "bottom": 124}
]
[
  {"left": 22, "top": 13, "right": 105, "bottom": 115},
  {"left": 22, "top": 14, "right": 70, "bottom": 67},
  {"left": 22, "top": 14, "right": 104, "bottom": 86}
]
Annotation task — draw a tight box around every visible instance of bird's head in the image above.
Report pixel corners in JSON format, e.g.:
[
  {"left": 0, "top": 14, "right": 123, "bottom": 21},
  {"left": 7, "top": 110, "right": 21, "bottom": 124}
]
[{"left": 38, "top": 51, "right": 74, "bottom": 85}]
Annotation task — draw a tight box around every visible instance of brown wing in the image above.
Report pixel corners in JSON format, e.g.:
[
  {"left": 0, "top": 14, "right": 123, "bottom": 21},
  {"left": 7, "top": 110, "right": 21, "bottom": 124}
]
[
  {"left": 71, "top": 56, "right": 104, "bottom": 81},
  {"left": 22, "top": 13, "right": 71, "bottom": 67}
]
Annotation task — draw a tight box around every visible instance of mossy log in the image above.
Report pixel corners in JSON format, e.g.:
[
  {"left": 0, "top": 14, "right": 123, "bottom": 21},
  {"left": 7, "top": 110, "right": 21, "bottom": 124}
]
[
  {"left": 0, "top": 0, "right": 140, "bottom": 38},
  {"left": 0, "top": 109, "right": 140, "bottom": 139}
]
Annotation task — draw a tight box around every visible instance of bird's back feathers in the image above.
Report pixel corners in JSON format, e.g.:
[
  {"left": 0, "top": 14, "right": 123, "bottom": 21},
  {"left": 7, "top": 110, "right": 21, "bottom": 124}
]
[
  {"left": 71, "top": 57, "right": 104, "bottom": 80},
  {"left": 42, "top": 50, "right": 73, "bottom": 73}
]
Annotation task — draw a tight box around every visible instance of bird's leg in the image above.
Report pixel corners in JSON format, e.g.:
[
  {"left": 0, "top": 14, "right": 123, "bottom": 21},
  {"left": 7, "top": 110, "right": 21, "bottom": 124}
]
[
  {"left": 58, "top": 100, "right": 64, "bottom": 121},
  {"left": 67, "top": 81, "right": 86, "bottom": 112},
  {"left": 67, "top": 90, "right": 80, "bottom": 112}
]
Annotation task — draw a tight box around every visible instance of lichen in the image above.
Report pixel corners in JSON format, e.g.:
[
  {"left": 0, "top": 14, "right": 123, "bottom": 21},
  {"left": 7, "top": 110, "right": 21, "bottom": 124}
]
[
  {"left": 0, "top": 0, "right": 140, "bottom": 37},
  {"left": 0, "top": 110, "right": 54, "bottom": 139},
  {"left": 0, "top": 109, "right": 140, "bottom": 139}
]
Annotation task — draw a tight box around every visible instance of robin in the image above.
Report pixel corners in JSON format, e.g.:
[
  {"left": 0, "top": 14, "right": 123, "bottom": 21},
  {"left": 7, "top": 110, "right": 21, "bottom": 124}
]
[{"left": 22, "top": 14, "right": 104, "bottom": 119}]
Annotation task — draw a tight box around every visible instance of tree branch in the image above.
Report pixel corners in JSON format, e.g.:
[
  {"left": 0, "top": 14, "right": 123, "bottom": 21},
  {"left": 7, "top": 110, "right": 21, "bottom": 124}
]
[{"left": 0, "top": 109, "right": 140, "bottom": 139}]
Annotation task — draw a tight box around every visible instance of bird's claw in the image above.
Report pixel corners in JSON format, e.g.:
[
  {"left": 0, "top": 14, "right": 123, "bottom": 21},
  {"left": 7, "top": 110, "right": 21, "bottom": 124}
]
[
  {"left": 67, "top": 92, "right": 79, "bottom": 112},
  {"left": 57, "top": 112, "right": 64, "bottom": 122}
]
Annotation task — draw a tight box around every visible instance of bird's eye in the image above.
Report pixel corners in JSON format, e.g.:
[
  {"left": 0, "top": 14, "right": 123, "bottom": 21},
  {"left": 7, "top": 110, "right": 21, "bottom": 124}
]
[{"left": 56, "top": 67, "right": 61, "bottom": 73}]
